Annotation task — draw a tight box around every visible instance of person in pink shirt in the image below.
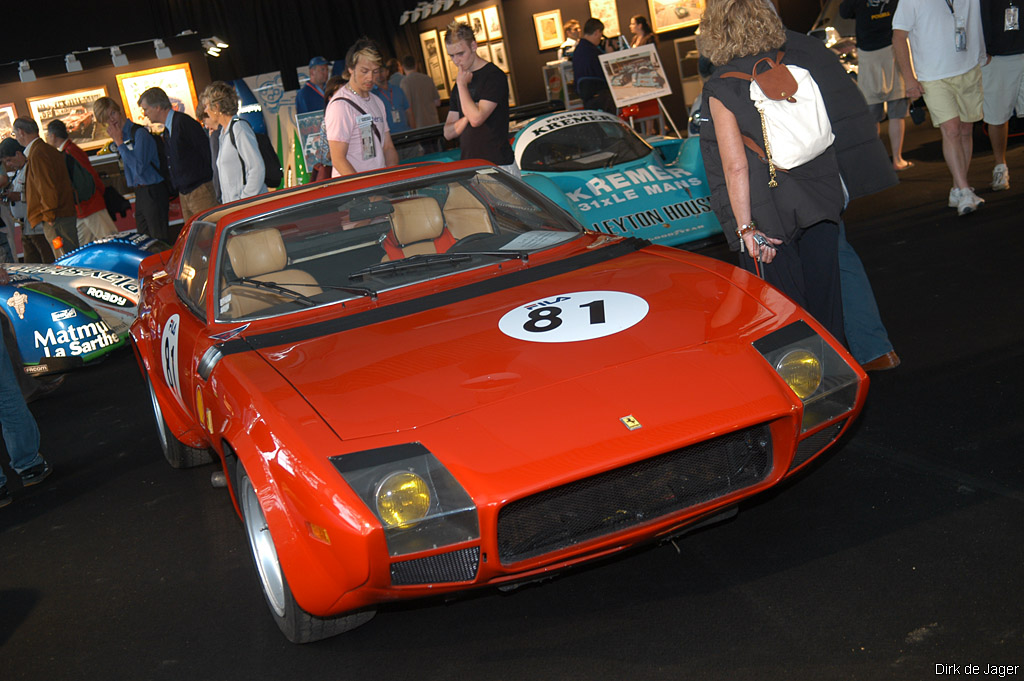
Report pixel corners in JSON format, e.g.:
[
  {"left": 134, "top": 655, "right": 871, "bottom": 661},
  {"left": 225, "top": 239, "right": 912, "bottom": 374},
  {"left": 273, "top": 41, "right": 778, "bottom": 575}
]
[{"left": 325, "top": 38, "right": 398, "bottom": 177}]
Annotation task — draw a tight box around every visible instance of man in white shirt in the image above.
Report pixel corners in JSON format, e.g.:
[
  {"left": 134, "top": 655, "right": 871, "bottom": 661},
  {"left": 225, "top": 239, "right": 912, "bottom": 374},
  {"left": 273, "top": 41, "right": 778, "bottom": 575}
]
[{"left": 892, "top": 0, "right": 987, "bottom": 215}]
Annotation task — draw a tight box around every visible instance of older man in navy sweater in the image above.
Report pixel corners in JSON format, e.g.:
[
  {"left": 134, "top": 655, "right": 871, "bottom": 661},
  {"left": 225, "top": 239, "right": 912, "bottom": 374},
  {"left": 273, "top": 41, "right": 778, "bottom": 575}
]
[{"left": 138, "top": 87, "right": 216, "bottom": 222}]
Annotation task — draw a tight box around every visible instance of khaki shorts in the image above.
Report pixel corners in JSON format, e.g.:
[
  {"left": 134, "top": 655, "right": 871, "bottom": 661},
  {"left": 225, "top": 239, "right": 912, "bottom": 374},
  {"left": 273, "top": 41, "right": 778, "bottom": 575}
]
[
  {"left": 982, "top": 54, "right": 1024, "bottom": 125},
  {"left": 921, "top": 66, "right": 984, "bottom": 127}
]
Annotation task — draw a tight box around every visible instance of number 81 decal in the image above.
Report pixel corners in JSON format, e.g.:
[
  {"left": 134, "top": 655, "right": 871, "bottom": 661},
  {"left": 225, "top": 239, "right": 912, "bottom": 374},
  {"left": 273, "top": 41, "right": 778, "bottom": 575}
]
[{"left": 498, "top": 291, "right": 649, "bottom": 343}]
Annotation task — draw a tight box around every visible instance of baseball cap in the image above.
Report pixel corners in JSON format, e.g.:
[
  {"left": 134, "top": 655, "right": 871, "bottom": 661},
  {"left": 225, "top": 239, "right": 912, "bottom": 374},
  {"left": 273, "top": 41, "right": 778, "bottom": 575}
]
[{"left": 309, "top": 56, "right": 328, "bottom": 67}]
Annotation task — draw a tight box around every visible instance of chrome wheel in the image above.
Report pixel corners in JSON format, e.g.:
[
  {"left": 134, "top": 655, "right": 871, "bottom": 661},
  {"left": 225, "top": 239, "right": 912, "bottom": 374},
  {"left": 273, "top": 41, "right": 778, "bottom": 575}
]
[
  {"left": 147, "top": 378, "right": 170, "bottom": 453},
  {"left": 238, "top": 467, "right": 287, "bottom": 617}
]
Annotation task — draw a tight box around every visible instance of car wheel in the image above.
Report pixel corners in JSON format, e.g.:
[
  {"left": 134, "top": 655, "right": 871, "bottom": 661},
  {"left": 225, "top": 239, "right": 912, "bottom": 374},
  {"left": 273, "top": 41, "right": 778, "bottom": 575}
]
[
  {"left": 235, "top": 460, "right": 376, "bottom": 643},
  {"left": 146, "top": 377, "right": 213, "bottom": 469}
]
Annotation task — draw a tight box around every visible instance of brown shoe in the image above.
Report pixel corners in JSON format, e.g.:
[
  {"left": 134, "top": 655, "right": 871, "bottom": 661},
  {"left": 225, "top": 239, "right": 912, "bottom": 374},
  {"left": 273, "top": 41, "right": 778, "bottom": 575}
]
[{"left": 862, "top": 351, "right": 900, "bottom": 372}]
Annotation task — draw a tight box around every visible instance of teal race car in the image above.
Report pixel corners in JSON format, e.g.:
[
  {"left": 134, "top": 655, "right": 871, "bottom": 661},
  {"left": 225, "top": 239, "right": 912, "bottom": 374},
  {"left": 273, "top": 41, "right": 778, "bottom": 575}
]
[{"left": 511, "top": 110, "right": 721, "bottom": 247}]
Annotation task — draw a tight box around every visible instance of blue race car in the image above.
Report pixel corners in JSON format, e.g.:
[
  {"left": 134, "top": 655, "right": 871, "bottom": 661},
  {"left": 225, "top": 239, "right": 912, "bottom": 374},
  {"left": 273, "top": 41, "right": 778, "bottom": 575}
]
[
  {"left": 55, "top": 233, "right": 167, "bottom": 279},
  {"left": 511, "top": 110, "right": 721, "bottom": 247},
  {"left": 3, "top": 261, "right": 139, "bottom": 377}
]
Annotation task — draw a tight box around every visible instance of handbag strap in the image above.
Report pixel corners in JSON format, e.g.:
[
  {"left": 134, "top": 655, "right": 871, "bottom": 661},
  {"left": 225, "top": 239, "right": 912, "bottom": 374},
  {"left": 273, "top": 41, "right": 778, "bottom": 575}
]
[{"left": 332, "top": 95, "right": 382, "bottom": 143}]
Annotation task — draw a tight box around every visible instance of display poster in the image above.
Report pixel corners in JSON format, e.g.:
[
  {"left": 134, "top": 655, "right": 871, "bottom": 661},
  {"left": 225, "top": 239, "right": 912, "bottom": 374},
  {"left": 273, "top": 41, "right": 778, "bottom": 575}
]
[
  {"left": 419, "top": 29, "right": 448, "bottom": 98},
  {"left": 116, "top": 63, "right": 198, "bottom": 130},
  {"left": 589, "top": 0, "right": 621, "bottom": 37},
  {"left": 295, "top": 110, "right": 325, "bottom": 172},
  {"left": 648, "top": 0, "right": 705, "bottom": 32},
  {"left": 26, "top": 86, "right": 110, "bottom": 151},
  {"left": 599, "top": 44, "right": 672, "bottom": 108},
  {"left": 0, "top": 103, "right": 16, "bottom": 140},
  {"left": 242, "top": 71, "right": 301, "bottom": 185}
]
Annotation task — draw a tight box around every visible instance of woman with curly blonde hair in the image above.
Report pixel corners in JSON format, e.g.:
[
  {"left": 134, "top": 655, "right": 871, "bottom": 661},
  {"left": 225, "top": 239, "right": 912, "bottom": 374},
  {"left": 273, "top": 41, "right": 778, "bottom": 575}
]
[
  {"left": 697, "top": 0, "right": 847, "bottom": 343},
  {"left": 200, "top": 81, "right": 267, "bottom": 203}
]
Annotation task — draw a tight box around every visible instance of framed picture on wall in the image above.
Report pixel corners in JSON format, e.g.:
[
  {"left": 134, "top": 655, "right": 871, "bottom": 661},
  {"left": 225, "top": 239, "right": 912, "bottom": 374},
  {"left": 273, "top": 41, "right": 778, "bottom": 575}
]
[
  {"left": 507, "top": 74, "right": 516, "bottom": 107},
  {"left": 26, "top": 86, "right": 110, "bottom": 151},
  {"left": 455, "top": 13, "right": 469, "bottom": 26},
  {"left": 533, "top": 9, "right": 564, "bottom": 51},
  {"left": 476, "top": 45, "right": 490, "bottom": 62},
  {"left": 0, "top": 103, "right": 16, "bottom": 140},
  {"left": 419, "top": 29, "right": 449, "bottom": 98},
  {"left": 489, "top": 42, "right": 509, "bottom": 73},
  {"left": 648, "top": 0, "right": 705, "bottom": 32},
  {"left": 468, "top": 10, "right": 486, "bottom": 41},
  {"left": 116, "top": 63, "right": 199, "bottom": 130},
  {"left": 483, "top": 6, "right": 502, "bottom": 40},
  {"left": 589, "top": 0, "right": 621, "bottom": 37}
]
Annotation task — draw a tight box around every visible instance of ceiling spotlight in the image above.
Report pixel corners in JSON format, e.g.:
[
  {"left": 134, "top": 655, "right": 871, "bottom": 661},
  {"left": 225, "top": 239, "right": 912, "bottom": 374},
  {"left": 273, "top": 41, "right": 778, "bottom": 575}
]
[
  {"left": 110, "top": 46, "right": 129, "bottom": 67},
  {"left": 65, "top": 53, "right": 83, "bottom": 72},
  {"left": 211, "top": 36, "right": 229, "bottom": 49},
  {"left": 399, "top": 10, "right": 410, "bottom": 25},
  {"left": 18, "top": 60, "right": 36, "bottom": 83},
  {"left": 433, "top": 0, "right": 444, "bottom": 13},
  {"left": 443, "top": 0, "right": 455, "bottom": 9},
  {"left": 458, "top": 0, "right": 469, "bottom": 6},
  {"left": 410, "top": 8, "right": 421, "bottom": 21},
  {"left": 154, "top": 39, "right": 172, "bottom": 59}
]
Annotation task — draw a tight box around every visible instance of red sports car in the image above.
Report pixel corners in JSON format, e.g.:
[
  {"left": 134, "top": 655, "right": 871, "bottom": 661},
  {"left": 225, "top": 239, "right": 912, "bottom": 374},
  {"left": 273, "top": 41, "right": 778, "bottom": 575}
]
[{"left": 131, "top": 161, "right": 868, "bottom": 643}]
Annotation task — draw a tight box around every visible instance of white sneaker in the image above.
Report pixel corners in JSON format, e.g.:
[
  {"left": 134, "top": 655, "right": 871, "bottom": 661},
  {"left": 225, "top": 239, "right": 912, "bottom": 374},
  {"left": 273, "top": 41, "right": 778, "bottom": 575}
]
[
  {"left": 992, "top": 164, "right": 1009, "bottom": 191},
  {"left": 957, "top": 188, "right": 984, "bottom": 216},
  {"left": 948, "top": 187, "right": 962, "bottom": 207}
]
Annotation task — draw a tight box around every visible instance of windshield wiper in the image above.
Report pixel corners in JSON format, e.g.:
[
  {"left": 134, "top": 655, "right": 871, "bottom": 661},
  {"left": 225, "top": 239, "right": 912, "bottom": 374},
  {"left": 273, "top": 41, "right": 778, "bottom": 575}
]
[
  {"left": 453, "top": 249, "right": 530, "bottom": 262},
  {"left": 348, "top": 253, "right": 473, "bottom": 280},
  {"left": 232, "top": 277, "right": 377, "bottom": 305}
]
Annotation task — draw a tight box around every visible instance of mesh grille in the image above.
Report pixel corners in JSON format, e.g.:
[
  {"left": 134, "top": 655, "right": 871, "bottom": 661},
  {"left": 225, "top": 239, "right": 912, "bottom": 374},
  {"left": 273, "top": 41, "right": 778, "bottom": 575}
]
[
  {"left": 497, "top": 425, "right": 773, "bottom": 565},
  {"left": 790, "top": 420, "right": 845, "bottom": 472},
  {"left": 390, "top": 546, "right": 480, "bottom": 586}
]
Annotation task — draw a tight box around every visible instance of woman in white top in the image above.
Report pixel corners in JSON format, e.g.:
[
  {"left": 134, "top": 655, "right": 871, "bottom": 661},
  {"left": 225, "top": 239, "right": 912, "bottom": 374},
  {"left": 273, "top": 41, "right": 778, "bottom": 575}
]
[
  {"left": 200, "top": 81, "right": 267, "bottom": 203},
  {"left": 325, "top": 38, "right": 398, "bottom": 177}
]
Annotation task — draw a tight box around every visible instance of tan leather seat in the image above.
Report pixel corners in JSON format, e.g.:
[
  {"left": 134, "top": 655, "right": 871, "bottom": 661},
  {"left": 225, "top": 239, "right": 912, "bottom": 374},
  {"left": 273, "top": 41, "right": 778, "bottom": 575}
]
[
  {"left": 221, "top": 228, "right": 322, "bottom": 317},
  {"left": 442, "top": 185, "right": 493, "bottom": 240},
  {"left": 381, "top": 197, "right": 455, "bottom": 261}
]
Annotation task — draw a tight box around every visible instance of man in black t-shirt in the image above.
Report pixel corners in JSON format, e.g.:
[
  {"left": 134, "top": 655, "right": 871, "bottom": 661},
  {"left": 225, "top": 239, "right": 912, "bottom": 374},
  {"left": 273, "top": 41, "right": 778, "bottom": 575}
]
[{"left": 443, "top": 22, "right": 518, "bottom": 175}]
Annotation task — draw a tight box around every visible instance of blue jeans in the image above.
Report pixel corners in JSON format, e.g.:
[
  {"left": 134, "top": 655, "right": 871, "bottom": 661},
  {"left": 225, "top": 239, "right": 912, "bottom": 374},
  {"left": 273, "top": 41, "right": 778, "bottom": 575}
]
[
  {"left": 838, "top": 222, "right": 894, "bottom": 364},
  {"left": 0, "top": 337, "right": 41, "bottom": 488}
]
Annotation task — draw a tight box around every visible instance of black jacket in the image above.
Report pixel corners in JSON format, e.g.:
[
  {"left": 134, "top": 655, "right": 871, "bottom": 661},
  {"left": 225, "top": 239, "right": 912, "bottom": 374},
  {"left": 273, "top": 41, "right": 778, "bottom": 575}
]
[{"left": 165, "top": 111, "right": 214, "bottom": 195}]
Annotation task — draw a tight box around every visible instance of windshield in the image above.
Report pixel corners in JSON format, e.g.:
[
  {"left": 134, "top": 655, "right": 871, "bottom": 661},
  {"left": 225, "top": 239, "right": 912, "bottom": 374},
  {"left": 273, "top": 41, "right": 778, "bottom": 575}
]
[
  {"left": 211, "top": 168, "right": 583, "bottom": 321},
  {"left": 518, "top": 120, "right": 652, "bottom": 172}
]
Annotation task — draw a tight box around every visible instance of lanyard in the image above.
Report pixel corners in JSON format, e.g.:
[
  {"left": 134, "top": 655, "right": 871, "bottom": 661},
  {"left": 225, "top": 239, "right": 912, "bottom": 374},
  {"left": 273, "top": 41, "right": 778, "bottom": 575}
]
[{"left": 945, "top": 0, "right": 955, "bottom": 14}]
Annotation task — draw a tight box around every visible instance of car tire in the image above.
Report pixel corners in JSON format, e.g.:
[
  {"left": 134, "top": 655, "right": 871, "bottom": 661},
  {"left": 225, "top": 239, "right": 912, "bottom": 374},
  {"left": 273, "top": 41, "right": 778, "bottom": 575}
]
[
  {"left": 146, "top": 377, "right": 214, "bottom": 469},
  {"left": 234, "top": 459, "right": 376, "bottom": 643}
]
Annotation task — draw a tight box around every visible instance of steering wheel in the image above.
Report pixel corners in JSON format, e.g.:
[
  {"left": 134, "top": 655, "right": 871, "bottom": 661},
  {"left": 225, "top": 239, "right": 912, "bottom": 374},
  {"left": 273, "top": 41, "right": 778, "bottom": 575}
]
[{"left": 447, "top": 232, "right": 494, "bottom": 252}]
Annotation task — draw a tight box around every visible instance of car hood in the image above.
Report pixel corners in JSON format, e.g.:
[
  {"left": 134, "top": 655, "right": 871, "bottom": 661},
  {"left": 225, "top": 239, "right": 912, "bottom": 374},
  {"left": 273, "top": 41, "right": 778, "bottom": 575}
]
[{"left": 255, "top": 248, "right": 786, "bottom": 441}]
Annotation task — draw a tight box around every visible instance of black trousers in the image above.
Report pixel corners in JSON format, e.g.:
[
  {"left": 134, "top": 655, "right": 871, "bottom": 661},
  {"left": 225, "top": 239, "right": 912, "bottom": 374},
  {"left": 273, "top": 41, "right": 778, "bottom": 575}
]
[
  {"left": 577, "top": 79, "right": 615, "bottom": 114},
  {"left": 133, "top": 182, "right": 171, "bottom": 243},
  {"left": 739, "top": 221, "right": 846, "bottom": 345}
]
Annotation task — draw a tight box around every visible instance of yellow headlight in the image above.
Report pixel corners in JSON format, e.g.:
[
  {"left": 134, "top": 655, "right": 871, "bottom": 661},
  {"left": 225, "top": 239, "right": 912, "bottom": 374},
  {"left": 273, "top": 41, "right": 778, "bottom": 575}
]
[
  {"left": 376, "top": 471, "right": 431, "bottom": 528},
  {"left": 776, "top": 349, "right": 822, "bottom": 399}
]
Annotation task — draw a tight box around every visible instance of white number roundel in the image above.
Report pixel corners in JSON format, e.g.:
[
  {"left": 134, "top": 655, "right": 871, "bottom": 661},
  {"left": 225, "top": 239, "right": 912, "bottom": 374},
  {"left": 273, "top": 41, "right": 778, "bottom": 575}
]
[
  {"left": 161, "top": 314, "right": 182, "bottom": 401},
  {"left": 498, "top": 291, "right": 649, "bottom": 343}
]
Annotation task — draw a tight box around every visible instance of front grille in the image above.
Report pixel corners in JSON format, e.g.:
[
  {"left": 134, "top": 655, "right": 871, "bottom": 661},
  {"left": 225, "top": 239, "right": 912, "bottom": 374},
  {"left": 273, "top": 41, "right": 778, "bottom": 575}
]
[
  {"left": 497, "top": 425, "right": 773, "bottom": 565},
  {"left": 390, "top": 546, "right": 480, "bottom": 585},
  {"left": 789, "top": 420, "right": 845, "bottom": 472}
]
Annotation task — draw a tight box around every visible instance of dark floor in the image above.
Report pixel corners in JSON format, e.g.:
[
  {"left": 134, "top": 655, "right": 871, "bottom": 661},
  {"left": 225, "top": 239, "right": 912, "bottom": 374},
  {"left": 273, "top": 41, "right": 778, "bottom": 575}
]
[{"left": 2, "top": 121, "right": 1023, "bottom": 680}]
